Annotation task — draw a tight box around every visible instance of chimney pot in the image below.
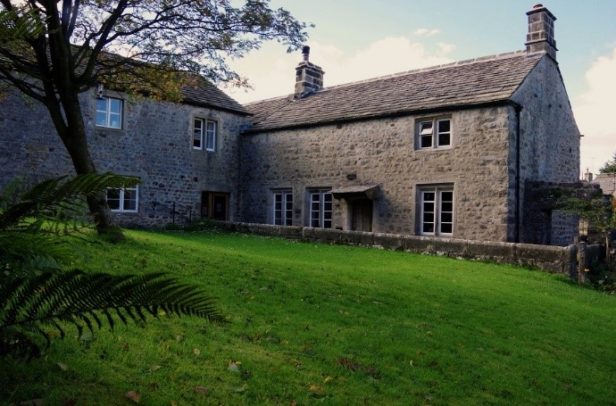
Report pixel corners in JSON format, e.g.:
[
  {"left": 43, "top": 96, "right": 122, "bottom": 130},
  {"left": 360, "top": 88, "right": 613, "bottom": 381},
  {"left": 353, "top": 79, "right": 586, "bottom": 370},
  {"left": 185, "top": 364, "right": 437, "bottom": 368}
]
[{"left": 302, "top": 45, "right": 310, "bottom": 62}]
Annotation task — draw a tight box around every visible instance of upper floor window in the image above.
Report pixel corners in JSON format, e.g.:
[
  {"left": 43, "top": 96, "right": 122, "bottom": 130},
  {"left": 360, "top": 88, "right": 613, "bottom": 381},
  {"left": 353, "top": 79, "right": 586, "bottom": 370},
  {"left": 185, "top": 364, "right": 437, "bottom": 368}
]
[
  {"left": 193, "top": 118, "right": 217, "bottom": 151},
  {"left": 419, "top": 184, "right": 453, "bottom": 236},
  {"left": 96, "top": 97, "right": 123, "bottom": 129},
  {"left": 309, "top": 189, "right": 332, "bottom": 228},
  {"left": 106, "top": 186, "right": 138, "bottom": 213},
  {"left": 193, "top": 118, "right": 204, "bottom": 150},
  {"left": 273, "top": 190, "right": 293, "bottom": 226},
  {"left": 417, "top": 118, "right": 451, "bottom": 149}
]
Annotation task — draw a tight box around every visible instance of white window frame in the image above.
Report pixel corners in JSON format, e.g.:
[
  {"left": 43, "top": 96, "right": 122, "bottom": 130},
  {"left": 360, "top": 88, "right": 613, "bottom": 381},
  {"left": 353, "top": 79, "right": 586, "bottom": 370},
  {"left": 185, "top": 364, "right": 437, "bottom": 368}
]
[
  {"left": 308, "top": 189, "right": 332, "bottom": 228},
  {"left": 272, "top": 190, "right": 293, "bottom": 226},
  {"left": 193, "top": 118, "right": 217, "bottom": 151},
  {"left": 419, "top": 185, "right": 454, "bottom": 237},
  {"left": 417, "top": 117, "right": 452, "bottom": 150},
  {"left": 96, "top": 97, "right": 123, "bottom": 129},
  {"left": 106, "top": 186, "right": 139, "bottom": 213},
  {"left": 193, "top": 118, "right": 204, "bottom": 150},
  {"left": 206, "top": 120, "right": 217, "bottom": 152}
]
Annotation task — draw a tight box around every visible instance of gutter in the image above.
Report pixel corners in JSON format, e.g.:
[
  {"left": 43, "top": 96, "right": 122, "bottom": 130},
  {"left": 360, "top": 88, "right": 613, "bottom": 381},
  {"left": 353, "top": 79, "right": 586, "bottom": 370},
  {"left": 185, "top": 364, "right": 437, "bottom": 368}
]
[{"left": 514, "top": 103, "right": 523, "bottom": 243}]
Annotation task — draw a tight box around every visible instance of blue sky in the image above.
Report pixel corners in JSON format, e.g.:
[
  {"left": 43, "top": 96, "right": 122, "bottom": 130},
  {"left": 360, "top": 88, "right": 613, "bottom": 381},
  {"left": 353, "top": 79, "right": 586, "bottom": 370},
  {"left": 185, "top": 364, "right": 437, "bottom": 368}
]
[{"left": 225, "top": 1, "right": 616, "bottom": 174}]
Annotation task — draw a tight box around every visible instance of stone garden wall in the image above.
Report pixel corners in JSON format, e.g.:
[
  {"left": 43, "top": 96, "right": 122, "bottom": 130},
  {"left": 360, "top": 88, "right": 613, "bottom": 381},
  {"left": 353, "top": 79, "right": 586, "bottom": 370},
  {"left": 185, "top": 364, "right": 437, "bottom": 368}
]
[{"left": 215, "top": 221, "right": 578, "bottom": 274}]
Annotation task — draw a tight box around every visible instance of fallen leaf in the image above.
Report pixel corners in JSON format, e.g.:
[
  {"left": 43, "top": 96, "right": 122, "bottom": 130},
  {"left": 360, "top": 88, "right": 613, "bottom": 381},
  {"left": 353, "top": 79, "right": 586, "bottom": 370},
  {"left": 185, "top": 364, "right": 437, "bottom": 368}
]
[
  {"left": 150, "top": 365, "right": 161, "bottom": 372},
  {"left": 175, "top": 335, "right": 183, "bottom": 342},
  {"left": 170, "top": 401, "right": 178, "bottom": 406},
  {"left": 323, "top": 376, "right": 334, "bottom": 384},
  {"left": 57, "top": 362, "right": 68, "bottom": 371},
  {"left": 125, "top": 391, "right": 141, "bottom": 403},
  {"left": 228, "top": 361, "right": 240, "bottom": 373},
  {"left": 232, "top": 384, "right": 247, "bottom": 393},
  {"left": 194, "top": 386, "right": 208, "bottom": 395},
  {"left": 308, "top": 384, "right": 325, "bottom": 397},
  {"left": 193, "top": 348, "right": 201, "bottom": 356}
]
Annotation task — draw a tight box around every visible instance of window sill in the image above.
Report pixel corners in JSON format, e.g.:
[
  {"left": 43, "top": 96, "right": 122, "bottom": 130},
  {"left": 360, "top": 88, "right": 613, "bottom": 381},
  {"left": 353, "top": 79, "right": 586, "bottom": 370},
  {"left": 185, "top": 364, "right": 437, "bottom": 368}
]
[
  {"left": 95, "top": 127, "right": 125, "bottom": 135},
  {"left": 416, "top": 146, "right": 453, "bottom": 152}
]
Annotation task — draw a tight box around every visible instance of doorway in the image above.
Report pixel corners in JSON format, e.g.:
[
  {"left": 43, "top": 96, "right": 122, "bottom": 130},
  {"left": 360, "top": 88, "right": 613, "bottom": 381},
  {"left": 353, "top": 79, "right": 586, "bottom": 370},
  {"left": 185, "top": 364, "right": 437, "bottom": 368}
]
[
  {"left": 350, "top": 199, "right": 373, "bottom": 232},
  {"left": 201, "top": 191, "right": 229, "bottom": 221}
]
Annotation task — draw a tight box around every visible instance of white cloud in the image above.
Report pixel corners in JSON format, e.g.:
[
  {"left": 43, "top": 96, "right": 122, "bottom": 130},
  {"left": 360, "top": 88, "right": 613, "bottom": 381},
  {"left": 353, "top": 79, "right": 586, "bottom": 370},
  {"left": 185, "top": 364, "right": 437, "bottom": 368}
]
[
  {"left": 414, "top": 28, "right": 441, "bottom": 37},
  {"left": 224, "top": 36, "right": 455, "bottom": 103},
  {"left": 574, "top": 47, "right": 616, "bottom": 174}
]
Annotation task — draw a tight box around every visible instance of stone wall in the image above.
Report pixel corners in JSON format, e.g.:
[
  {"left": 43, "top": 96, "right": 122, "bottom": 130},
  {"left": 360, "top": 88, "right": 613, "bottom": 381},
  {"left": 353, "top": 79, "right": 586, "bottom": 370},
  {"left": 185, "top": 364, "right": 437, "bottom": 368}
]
[
  {"left": 0, "top": 89, "right": 249, "bottom": 226},
  {"left": 215, "top": 221, "right": 577, "bottom": 274},
  {"left": 509, "top": 55, "right": 581, "bottom": 245},
  {"left": 240, "top": 105, "right": 513, "bottom": 242}
]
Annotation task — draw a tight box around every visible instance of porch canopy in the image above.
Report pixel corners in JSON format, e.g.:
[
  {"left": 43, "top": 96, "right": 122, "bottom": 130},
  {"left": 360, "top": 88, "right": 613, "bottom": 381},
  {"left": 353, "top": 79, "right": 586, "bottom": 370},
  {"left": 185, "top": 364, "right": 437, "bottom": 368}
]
[{"left": 331, "top": 185, "right": 379, "bottom": 200}]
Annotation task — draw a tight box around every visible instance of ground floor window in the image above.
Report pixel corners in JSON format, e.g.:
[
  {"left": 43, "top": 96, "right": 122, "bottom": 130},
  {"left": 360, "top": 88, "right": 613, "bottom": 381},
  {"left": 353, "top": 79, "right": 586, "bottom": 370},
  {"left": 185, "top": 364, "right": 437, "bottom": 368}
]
[
  {"left": 419, "top": 185, "right": 454, "bottom": 236},
  {"left": 273, "top": 190, "right": 293, "bottom": 226},
  {"left": 107, "top": 186, "right": 138, "bottom": 213},
  {"left": 309, "top": 189, "right": 332, "bottom": 228}
]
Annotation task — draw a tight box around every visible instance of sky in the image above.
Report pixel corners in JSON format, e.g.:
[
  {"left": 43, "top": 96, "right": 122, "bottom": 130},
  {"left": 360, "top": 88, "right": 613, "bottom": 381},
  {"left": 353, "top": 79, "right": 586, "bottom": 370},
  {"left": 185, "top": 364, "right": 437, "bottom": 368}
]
[{"left": 222, "top": 0, "right": 616, "bottom": 176}]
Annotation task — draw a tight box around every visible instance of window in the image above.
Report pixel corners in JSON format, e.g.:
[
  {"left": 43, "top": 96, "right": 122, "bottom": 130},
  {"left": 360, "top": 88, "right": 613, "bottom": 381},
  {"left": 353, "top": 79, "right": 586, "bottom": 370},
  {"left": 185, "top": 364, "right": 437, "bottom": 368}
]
[
  {"left": 107, "top": 186, "right": 138, "bottom": 213},
  {"left": 419, "top": 185, "right": 454, "bottom": 236},
  {"left": 193, "top": 118, "right": 217, "bottom": 151},
  {"left": 96, "top": 97, "right": 123, "bottom": 129},
  {"left": 193, "top": 118, "right": 204, "bottom": 149},
  {"left": 273, "top": 190, "right": 293, "bottom": 226},
  {"left": 417, "top": 118, "right": 451, "bottom": 149},
  {"left": 309, "top": 189, "right": 332, "bottom": 228},
  {"left": 206, "top": 120, "right": 217, "bottom": 151}
]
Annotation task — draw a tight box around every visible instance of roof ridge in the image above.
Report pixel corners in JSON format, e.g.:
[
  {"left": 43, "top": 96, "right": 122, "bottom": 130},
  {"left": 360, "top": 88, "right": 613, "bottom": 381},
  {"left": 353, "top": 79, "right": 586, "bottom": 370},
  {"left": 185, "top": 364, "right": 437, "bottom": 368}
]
[
  {"left": 245, "top": 50, "right": 544, "bottom": 105},
  {"left": 244, "top": 94, "right": 292, "bottom": 106},
  {"left": 317, "top": 50, "right": 537, "bottom": 93}
]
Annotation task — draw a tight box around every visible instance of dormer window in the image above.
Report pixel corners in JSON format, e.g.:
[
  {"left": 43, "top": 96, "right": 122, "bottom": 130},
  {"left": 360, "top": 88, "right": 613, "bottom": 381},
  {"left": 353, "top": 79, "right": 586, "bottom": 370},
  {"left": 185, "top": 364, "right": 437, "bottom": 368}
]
[
  {"left": 417, "top": 118, "right": 451, "bottom": 149},
  {"left": 96, "top": 97, "right": 123, "bottom": 129}
]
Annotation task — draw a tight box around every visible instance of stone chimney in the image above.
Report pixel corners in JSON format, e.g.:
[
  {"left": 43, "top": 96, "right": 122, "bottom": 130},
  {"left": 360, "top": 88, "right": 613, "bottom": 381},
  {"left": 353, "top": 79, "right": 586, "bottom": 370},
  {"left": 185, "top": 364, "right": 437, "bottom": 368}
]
[
  {"left": 584, "top": 169, "right": 594, "bottom": 182},
  {"left": 525, "top": 4, "right": 557, "bottom": 60},
  {"left": 294, "top": 46, "right": 324, "bottom": 98}
]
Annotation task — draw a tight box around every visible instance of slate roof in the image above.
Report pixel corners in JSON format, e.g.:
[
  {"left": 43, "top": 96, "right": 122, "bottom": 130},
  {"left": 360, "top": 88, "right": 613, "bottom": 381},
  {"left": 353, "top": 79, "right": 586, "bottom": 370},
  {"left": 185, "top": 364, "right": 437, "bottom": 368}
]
[
  {"left": 181, "top": 79, "right": 249, "bottom": 115},
  {"left": 592, "top": 173, "right": 616, "bottom": 195},
  {"left": 245, "top": 51, "right": 545, "bottom": 132}
]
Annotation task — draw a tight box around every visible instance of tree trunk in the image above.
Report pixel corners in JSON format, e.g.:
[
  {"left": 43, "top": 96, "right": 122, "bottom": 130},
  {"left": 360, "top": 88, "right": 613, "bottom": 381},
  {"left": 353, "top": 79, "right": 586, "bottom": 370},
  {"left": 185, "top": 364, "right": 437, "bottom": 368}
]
[
  {"left": 44, "top": 91, "right": 116, "bottom": 235},
  {"left": 62, "top": 129, "right": 115, "bottom": 235}
]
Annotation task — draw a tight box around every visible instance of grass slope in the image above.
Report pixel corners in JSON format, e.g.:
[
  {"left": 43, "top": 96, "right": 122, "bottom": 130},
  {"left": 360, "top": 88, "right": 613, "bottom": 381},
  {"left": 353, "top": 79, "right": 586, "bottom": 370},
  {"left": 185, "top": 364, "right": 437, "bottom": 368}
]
[{"left": 2, "top": 230, "right": 615, "bottom": 405}]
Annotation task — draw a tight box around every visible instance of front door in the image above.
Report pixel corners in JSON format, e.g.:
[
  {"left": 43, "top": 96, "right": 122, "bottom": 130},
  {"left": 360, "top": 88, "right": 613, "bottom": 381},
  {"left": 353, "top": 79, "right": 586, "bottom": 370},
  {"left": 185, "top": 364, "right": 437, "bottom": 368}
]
[
  {"left": 212, "top": 193, "right": 228, "bottom": 220},
  {"left": 350, "top": 199, "right": 373, "bottom": 232},
  {"left": 201, "top": 191, "right": 229, "bottom": 221}
]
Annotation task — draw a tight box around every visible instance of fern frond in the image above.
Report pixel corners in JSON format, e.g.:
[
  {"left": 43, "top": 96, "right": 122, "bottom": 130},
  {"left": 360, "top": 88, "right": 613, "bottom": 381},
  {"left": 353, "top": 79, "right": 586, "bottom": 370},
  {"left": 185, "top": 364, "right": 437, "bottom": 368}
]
[
  {"left": 0, "top": 173, "right": 139, "bottom": 231},
  {"left": 0, "top": 271, "right": 224, "bottom": 359}
]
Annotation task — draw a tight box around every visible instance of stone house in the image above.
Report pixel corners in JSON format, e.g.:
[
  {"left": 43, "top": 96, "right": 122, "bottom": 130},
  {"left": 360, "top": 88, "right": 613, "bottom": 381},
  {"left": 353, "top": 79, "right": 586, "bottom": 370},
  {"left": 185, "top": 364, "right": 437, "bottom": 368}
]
[
  {"left": 591, "top": 173, "right": 616, "bottom": 199},
  {"left": 0, "top": 4, "right": 581, "bottom": 245}
]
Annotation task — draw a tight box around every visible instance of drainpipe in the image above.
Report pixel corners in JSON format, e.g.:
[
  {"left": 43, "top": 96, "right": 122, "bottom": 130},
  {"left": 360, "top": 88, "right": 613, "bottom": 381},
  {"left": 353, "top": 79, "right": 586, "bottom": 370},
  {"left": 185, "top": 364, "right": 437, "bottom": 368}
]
[{"left": 514, "top": 104, "right": 523, "bottom": 243}]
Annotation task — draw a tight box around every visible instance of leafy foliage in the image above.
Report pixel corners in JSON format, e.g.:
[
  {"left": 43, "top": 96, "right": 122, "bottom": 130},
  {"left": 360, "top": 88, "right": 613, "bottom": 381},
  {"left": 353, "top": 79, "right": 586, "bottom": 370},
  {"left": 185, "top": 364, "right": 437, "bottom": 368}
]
[
  {"left": 0, "top": 173, "right": 138, "bottom": 231},
  {"left": 0, "top": 271, "right": 222, "bottom": 359},
  {"left": 0, "top": 173, "right": 223, "bottom": 359},
  {"left": 599, "top": 152, "right": 616, "bottom": 174},
  {"left": 0, "top": 1, "right": 309, "bottom": 100}
]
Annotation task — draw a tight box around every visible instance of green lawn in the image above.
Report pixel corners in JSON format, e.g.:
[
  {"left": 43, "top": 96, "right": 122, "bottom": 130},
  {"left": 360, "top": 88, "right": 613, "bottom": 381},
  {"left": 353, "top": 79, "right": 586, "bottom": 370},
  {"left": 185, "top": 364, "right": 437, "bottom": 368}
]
[{"left": 2, "top": 229, "right": 616, "bottom": 405}]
